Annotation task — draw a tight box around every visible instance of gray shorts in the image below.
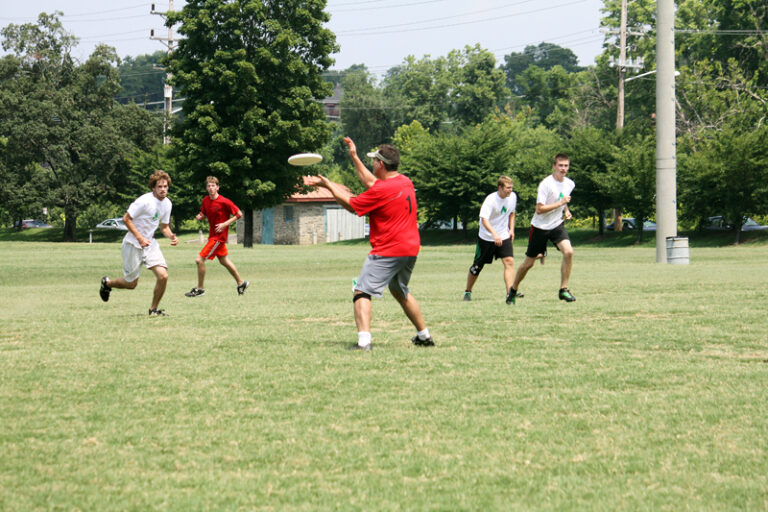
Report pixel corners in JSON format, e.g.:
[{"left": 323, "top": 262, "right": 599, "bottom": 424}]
[{"left": 355, "top": 255, "right": 417, "bottom": 298}]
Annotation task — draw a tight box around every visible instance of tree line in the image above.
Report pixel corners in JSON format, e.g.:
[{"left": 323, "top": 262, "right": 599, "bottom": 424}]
[{"left": 1, "top": 0, "right": 766, "bottom": 244}]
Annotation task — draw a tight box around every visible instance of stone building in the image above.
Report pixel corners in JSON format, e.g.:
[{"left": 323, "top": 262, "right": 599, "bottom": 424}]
[{"left": 238, "top": 177, "right": 365, "bottom": 245}]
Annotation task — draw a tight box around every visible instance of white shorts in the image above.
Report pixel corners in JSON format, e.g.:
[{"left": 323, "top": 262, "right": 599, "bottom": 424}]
[{"left": 122, "top": 239, "right": 167, "bottom": 282}]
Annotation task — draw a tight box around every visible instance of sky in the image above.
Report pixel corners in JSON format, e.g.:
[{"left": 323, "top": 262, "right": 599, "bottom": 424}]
[{"left": 1, "top": 0, "right": 608, "bottom": 77}]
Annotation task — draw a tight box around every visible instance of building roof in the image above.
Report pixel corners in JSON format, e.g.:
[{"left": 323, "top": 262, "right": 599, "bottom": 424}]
[{"left": 287, "top": 176, "right": 354, "bottom": 203}]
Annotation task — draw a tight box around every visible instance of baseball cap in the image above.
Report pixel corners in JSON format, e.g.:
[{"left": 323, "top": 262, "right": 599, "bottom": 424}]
[{"left": 366, "top": 149, "right": 394, "bottom": 165}]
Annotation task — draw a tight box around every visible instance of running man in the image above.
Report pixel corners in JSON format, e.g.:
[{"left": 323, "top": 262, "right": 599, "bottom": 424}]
[
  {"left": 509, "top": 153, "right": 576, "bottom": 303},
  {"left": 305, "top": 137, "right": 434, "bottom": 351},
  {"left": 185, "top": 176, "right": 249, "bottom": 298},
  {"left": 463, "top": 176, "right": 518, "bottom": 304},
  {"left": 99, "top": 170, "right": 178, "bottom": 316}
]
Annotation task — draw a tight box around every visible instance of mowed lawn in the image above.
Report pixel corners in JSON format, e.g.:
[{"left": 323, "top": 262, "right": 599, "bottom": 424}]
[{"left": 1, "top": 238, "right": 767, "bottom": 510}]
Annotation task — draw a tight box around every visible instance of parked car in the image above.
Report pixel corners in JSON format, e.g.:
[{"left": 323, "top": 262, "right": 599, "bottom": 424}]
[
  {"left": 15, "top": 219, "right": 52, "bottom": 229},
  {"left": 606, "top": 217, "right": 656, "bottom": 232},
  {"left": 418, "top": 220, "right": 464, "bottom": 230},
  {"left": 95, "top": 218, "right": 128, "bottom": 230},
  {"left": 703, "top": 216, "right": 768, "bottom": 232}
]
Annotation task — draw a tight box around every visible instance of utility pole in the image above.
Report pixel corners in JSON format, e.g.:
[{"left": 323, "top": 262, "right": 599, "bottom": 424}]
[
  {"left": 656, "top": 0, "right": 677, "bottom": 262},
  {"left": 604, "top": 0, "right": 644, "bottom": 231},
  {"left": 150, "top": 1, "right": 175, "bottom": 144}
]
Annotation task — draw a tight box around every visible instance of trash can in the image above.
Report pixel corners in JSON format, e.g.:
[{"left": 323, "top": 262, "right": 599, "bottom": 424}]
[{"left": 666, "top": 236, "right": 689, "bottom": 265}]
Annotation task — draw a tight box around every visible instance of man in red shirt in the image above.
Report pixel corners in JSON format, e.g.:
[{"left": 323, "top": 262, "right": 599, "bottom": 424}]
[
  {"left": 184, "top": 176, "right": 249, "bottom": 297},
  {"left": 306, "top": 137, "right": 434, "bottom": 351}
]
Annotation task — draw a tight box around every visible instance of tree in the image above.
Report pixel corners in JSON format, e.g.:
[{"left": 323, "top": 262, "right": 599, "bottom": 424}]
[
  {"left": 117, "top": 51, "right": 166, "bottom": 109},
  {"left": 339, "top": 67, "right": 394, "bottom": 166},
  {"left": 166, "top": 0, "right": 337, "bottom": 247},
  {"left": 501, "top": 42, "right": 582, "bottom": 95},
  {"left": 383, "top": 55, "right": 452, "bottom": 132},
  {"left": 446, "top": 45, "right": 509, "bottom": 126},
  {"left": 0, "top": 13, "right": 161, "bottom": 241}
]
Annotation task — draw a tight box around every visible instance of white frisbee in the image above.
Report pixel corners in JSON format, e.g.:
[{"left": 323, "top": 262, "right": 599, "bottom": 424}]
[{"left": 288, "top": 153, "right": 323, "bottom": 166}]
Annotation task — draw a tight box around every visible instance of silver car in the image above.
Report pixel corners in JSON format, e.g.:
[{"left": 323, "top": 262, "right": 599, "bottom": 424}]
[{"left": 95, "top": 218, "right": 128, "bottom": 230}]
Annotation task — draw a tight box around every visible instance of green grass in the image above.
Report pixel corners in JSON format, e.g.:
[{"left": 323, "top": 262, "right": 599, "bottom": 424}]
[{"left": 1, "top": 237, "right": 768, "bottom": 510}]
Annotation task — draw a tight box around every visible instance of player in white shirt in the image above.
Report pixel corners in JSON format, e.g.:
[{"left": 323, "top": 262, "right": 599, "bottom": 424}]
[
  {"left": 463, "top": 176, "right": 518, "bottom": 304},
  {"left": 509, "top": 154, "right": 576, "bottom": 303},
  {"left": 99, "top": 170, "right": 179, "bottom": 316}
]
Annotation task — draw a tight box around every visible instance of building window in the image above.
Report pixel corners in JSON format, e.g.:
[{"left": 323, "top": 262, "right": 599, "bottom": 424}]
[{"left": 284, "top": 206, "right": 294, "bottom": 222}]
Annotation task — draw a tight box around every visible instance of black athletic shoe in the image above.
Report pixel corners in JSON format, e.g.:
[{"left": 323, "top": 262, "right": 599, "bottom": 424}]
[
  {"left": 237, "top": 281, "right": 250, "bottom": 295},
  {"left": 148, "top": 308, "right": 168, "bottom": 317},
  {"left": 462, "top": 291, "right": 471, "bottom": 301},
  {"left": 506, "top": 288, "right": 517, "bottom": 305},
  {"left": 558, "top": 288, "right": 576, "bottom": 302},
  {"left": 348, "top": 343, "right": 372, "bottom": 351},
  {"left": 411, "top": 335, "right": 435, "bottom": 347},
  {"left": 100, "top": 276, "right": 111, "bottom": 302},
  {"left": 185, "top": 287, "right": 205, "bottom": 297}
]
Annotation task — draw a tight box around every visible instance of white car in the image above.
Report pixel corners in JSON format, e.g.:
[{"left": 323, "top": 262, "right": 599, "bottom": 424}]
[{"left": 95, "top": 218, "right": 128, "bottom": 230}]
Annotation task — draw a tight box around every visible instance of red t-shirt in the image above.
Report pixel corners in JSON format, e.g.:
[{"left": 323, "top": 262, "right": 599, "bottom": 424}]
[
  {"left": 201, "top": 194, "right": 240, "bottom": 243},
  {"left": 350, "top": 174, "right": 420, "bottom": 257}
]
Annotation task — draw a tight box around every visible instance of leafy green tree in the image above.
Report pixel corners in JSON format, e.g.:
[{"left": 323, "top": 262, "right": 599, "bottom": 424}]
[
  {"left": 383, "top": 55, "right": 452, "bottom": 132},
  {"left": 339, "top": 68, "right": 394, "bottom": 165},
  {"left": 501, "top": 42, "right": 582, "bottom": 95},
  {"left": 515, "top": 65, "right": 580, "bottom": 129},
  {"left": 166, "top": 0, "right": 337, "bottom": 247},
  {"left": 117, "top": 51, "right": 166, "bottom": 108},
  {"left": 0, "top": 13, "right": 161, "bottom": 241},
  {"left": 565, "top": 126, "right": 617, "bottom": 233},
  {"left": 446, "top": 45, "right": 509, "bottom": 126},
  {"left": 602, "top": 132, "right": 657, "bottom": 243}
]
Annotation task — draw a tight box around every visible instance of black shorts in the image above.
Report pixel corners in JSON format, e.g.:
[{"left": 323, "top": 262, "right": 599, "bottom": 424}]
[
  {"left": 526, "top": 223, "right": 569, "bottom": 258},
  {"left": 473, "top": 237, "right": 514, "bottom": 266}
]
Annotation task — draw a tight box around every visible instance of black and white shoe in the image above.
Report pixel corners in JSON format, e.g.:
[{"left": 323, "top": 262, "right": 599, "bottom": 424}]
[
  {"left": 237, "top": 281, "right": 250, "bottom": 295},
  {"left": 348, "top": 343, "right": 372, "bottom": 351},
  {"left": 411, "top": 335, "right": 435, "bottom": 347},
  {"left": 185, "top": 287, "right": 205, "bottom": 297},
  {"left": 100, "top": 276, "right": 111, "bottom": 302},
  {"left": 148, "top": 308, "right": 168, "bottom": 317}
]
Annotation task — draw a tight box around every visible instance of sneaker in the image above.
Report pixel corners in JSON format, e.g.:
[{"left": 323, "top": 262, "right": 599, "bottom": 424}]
[
  {"left": 516, "top": 291, "right": 525, "bottom": 298},
  {"left": 185, "top": 287, "right": 205, "bottom": 298},
  {"left": 506, "top": 288, "right": 516, "bottom": 305},
  {"left": 463, "top": 291, "right": 471, "bottom": 301},
  {"left": 348, "top": 343, "right": 372, "bottom": 351},
  {"left": 411, "top": 335, "right": 435, "bottom": 347},
  {"left": 237, "top": 281, "right": 250, "bottom": 295},
  {"left": 100, "top": 276, "right": 111, "bottom": 302},
  {"left": 558, "top": 288, "right": 576, "bottom": 302},
  {"left": 148, "top": 308, "right": 168, "bottom": 316}
]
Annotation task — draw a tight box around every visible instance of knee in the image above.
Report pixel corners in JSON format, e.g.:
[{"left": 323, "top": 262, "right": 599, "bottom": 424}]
[
  {"left": 195, "top": 256, "right": 205, "bottom": 265},
  {"left": 469, "top": 263, "right": 483, "bottom": 276},
  {"left": 562, "top": 247, "right": 574, "bottom": 259},
  {"left": 156, "top": 271, "right": 169, "bottom": 284}
]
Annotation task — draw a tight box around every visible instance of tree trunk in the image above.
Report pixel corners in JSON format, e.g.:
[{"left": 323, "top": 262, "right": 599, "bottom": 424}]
[
  {"left": 598, "top": 208, "right": 605, "bottom": 236},
  {"left": 243, "top": 206, "right": 254, "bottom": 248},
  {"left": 63, "top": 209, "right": 77, "bottom": 242}
]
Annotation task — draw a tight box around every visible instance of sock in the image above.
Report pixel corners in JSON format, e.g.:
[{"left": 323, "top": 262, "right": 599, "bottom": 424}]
[
  {"left": 417, "top": 328, "right": 431, "bottom": 341},
  {"left": 357, "top": 331, "right": 372, "bottom": 347}
]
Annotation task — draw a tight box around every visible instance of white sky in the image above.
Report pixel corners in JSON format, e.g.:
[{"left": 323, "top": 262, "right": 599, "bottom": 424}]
[{"left": 1, "top": 0, "right": 607, "bottom": 77}]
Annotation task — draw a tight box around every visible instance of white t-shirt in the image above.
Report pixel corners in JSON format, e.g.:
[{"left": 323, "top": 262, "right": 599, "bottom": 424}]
[
  {"left": 531, "top": 174, "right": 575, "bottom": 230},
  {"left": 123, "top": 191, "right": 173, "bottom": 248},
  {"left": 478, "top": 191, "right": 517, "bottom": 242}
]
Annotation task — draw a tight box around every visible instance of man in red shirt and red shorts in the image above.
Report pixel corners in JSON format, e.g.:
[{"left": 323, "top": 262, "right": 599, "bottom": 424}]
[
  {"left": 185, "top": 176, "right": 249, "bottom": 297},
  {"left": 306, "top": 137, "right": 434, "bottom": 351}
]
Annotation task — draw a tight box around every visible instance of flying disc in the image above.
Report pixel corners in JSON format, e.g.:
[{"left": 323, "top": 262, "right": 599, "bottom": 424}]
[{"left": 288, "top": 153, "right": 323, "bottom": 166}]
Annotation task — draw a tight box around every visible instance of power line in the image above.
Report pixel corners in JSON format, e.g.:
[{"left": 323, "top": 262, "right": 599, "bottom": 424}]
[{"left": 335, "top": 0, "right": 588, "bottom": 36}]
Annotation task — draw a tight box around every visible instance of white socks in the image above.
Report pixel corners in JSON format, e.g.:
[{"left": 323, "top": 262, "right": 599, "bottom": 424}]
[
  {"left": 417, "top": 328, "right": 431, "bottom": 340},
  {"left": 357, "top": 331, "right": 372, "bottom": 347}
]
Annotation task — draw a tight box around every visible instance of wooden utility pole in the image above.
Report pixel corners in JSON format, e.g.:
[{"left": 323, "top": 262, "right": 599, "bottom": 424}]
[{"left": 150, "top": 1, "right": 176, "bottom": 144}]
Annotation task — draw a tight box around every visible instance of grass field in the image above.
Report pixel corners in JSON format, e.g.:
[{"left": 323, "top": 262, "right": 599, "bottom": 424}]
[{"left": 1, "top": 235, "right": 767, "bottom": 510}]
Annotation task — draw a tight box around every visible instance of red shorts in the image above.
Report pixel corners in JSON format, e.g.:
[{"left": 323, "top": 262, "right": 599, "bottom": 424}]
[{"left": 199, "top": 239, "right": 228, "bottom": 260}]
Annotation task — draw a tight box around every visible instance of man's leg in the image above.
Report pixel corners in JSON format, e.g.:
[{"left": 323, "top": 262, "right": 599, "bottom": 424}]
[
  {"left": 149, "top": 265, "right": 169, "bottom": 311},
  {"left": 195, "top": 255, "right": 206, "bottom": 289},
  {"left": 556, "top": 239, "right": 574, "bottom": 289},
  {"left": 465, "top": 271, "right": 479, "bottom": 293},
  {"left": 390, "top": 290, "right": 426, "bottom": 332},
  {"left": 512, "top": 256, "right": 536, "bottom": 291},
  {"left": 106, "top": 277, "right": 139, "bottom": 290},
  {"left": 218, "top": 255, "right": 244, "bottom": 286},
  {"left": 502, "top": 256, "right": 515, "bottom": 293}
]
